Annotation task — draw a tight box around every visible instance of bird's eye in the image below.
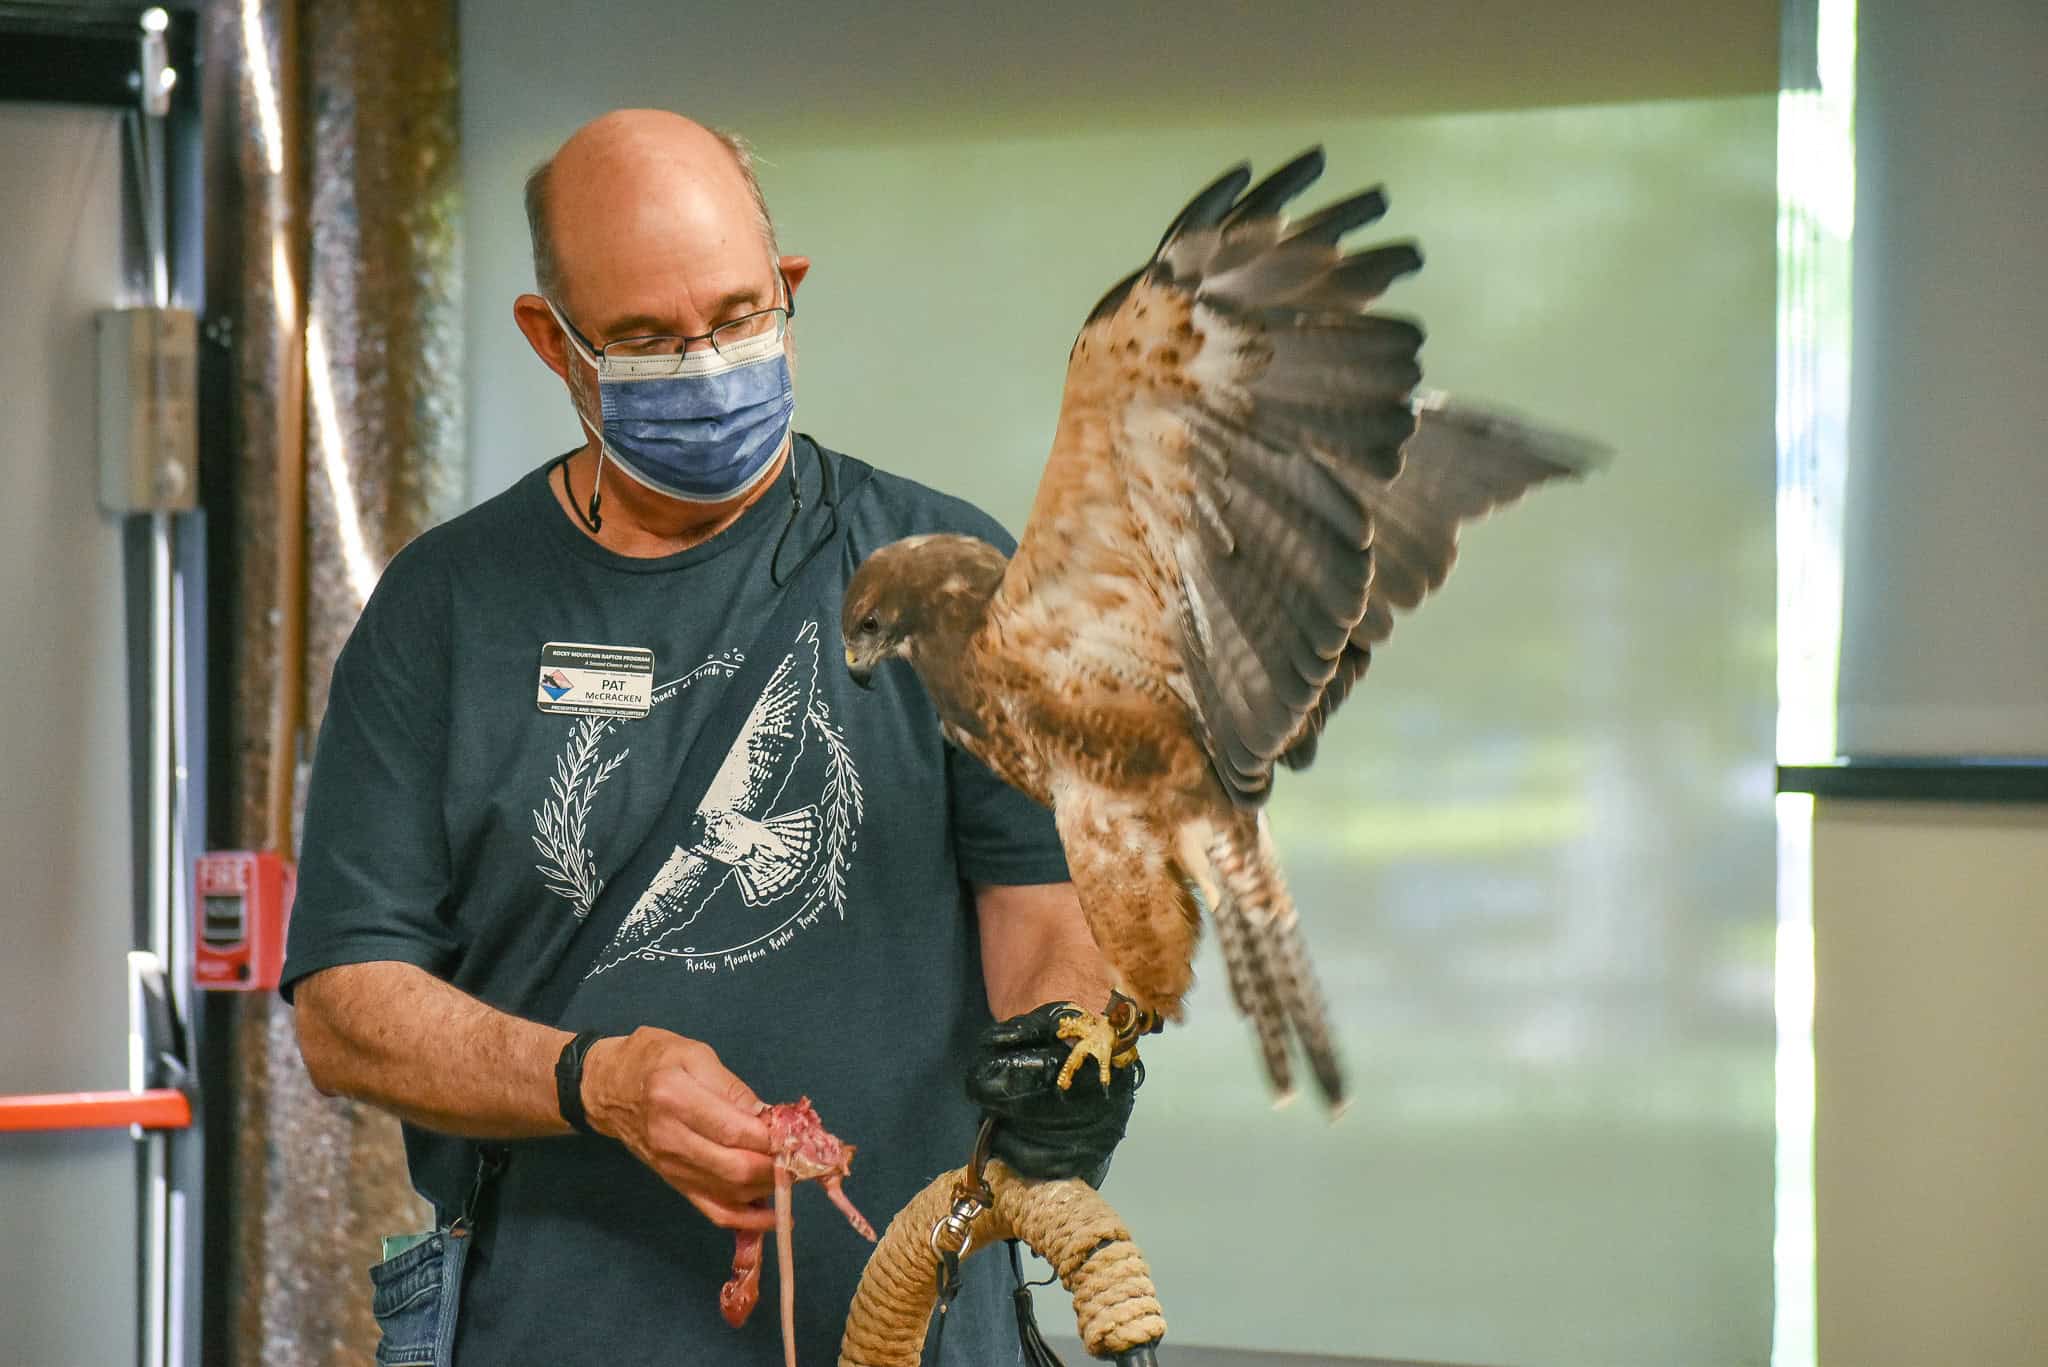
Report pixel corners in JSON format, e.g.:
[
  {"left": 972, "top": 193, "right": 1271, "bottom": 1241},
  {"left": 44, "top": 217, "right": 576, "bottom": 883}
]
[{"left": 859, "top": 614, "right": 880, "bottom": 636}]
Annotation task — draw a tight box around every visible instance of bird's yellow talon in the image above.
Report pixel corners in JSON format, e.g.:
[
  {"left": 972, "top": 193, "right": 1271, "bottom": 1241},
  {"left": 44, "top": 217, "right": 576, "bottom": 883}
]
[{"left": 1055, "top": 1011, "right": 1120, "bottom": 1090}]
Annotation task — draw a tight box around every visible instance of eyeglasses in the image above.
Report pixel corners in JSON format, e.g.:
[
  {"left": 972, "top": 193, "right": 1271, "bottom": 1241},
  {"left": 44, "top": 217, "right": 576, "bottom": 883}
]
[{"left": 556, "top": 267, "right": 795, "bottom": 371}]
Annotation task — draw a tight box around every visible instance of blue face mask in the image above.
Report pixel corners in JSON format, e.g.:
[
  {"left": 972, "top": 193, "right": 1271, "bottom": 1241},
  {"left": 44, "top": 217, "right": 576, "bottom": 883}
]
[{"left": 549, "top": 299, "right": 796, "bottom": 506}]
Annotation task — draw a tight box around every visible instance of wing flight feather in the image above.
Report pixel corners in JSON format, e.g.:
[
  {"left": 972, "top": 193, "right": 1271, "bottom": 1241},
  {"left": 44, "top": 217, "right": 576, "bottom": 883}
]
[{"left": 991, "top": 148, "right": 1601, "bottom": 804}]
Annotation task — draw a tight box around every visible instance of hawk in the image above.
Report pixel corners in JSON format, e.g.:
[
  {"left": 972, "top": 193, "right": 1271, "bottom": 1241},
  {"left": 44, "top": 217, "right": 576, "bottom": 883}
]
[{"left": 842, "top": 148, "right": 1599, "bottom": 1107}]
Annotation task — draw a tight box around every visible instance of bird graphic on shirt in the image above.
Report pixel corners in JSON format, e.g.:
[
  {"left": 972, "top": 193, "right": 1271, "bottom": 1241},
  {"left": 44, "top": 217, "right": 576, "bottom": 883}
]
[
  {"left": 614, "top": 623, "right": 825, "bottom": 947},
  {"left": 842, "top": 148, "right": 1601, "bottom": 1108}
]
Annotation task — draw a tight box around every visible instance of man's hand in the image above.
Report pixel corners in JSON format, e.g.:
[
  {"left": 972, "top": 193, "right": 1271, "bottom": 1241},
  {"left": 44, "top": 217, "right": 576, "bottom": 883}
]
[
  {"left": 292, "top": 965, "right": 778, "bottom": 1231},
  {"left": 582, "top": 1026, "right": 778, "bottom": 1231},
  {"left": 966, "top": 1001, "right": 1140, "bottom": 1186}
]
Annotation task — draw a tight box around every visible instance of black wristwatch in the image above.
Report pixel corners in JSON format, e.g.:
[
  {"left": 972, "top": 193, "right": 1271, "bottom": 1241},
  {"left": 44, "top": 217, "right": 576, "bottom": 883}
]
[{"left": 555, "top": 1030, "right": 606, "bottom": 1136}]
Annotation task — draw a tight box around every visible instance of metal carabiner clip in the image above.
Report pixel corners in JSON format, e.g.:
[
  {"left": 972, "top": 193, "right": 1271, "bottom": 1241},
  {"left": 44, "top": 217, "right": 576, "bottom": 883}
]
[{"left": 930, "top": 1117, "right": 1000, "bottom": 1313}]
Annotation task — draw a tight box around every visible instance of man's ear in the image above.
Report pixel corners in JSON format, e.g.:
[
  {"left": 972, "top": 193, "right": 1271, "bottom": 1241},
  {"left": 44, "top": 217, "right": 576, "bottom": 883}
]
[
  {"left": 779, "top": 255, "right": 812, "bottom": 298},
  {"left": 513, "top": 292, "right": 574, "bottom": 381}
]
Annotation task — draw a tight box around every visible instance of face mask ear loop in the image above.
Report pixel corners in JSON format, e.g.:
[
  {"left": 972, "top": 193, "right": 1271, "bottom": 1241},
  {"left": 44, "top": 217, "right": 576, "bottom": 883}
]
[
  {"left": 768, "top": 449, "right": 804, "bottom": 586},
  {"left": 549, "top": 298, "right": 610, "bottom": 535}
]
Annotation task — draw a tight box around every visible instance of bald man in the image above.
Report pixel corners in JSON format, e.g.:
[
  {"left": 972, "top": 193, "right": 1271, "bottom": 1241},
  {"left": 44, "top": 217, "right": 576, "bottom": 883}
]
[{"left": 280, "top": 111, "right": 1133, "bottom": 1366}]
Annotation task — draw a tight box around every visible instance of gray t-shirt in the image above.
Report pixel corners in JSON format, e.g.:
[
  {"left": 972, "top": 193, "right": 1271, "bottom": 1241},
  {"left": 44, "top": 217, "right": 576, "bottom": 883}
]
[{"left": 282, "top": 435, "right": 1068, "bottom": 1365}]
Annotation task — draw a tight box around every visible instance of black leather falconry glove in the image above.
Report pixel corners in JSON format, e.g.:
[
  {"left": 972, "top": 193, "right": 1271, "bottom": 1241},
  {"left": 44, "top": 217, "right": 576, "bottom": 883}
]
[{"left": 966, "top": 1001, "right": 1142, "bottom": 1188}]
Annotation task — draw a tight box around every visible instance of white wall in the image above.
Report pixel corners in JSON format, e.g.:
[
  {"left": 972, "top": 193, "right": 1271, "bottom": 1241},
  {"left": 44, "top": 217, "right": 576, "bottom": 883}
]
[
  {"left": 1814, "top": 3, "right": 2048, "bottom": 1364},
  {"left": 1813, "top": 803, "right": 2048, "bottom": 1366},
  {"left": 0, "top": 103, "right": 142, "bottom": 1367},
  {"left": 1835, "top": 0, "right": 2048, "bottom": 757}
]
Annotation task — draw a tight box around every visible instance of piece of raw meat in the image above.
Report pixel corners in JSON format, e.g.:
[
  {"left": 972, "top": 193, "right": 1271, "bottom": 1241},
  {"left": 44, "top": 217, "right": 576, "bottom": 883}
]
[{"left": 719, "top": 1097, "right": 877, "bottom": 1367}]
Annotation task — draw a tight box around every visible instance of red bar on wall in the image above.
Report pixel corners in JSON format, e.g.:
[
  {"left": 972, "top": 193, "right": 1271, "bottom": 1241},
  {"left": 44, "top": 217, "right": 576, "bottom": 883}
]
[{"left": 0, "top": 1089, "right": 192, "bottom": 1133}]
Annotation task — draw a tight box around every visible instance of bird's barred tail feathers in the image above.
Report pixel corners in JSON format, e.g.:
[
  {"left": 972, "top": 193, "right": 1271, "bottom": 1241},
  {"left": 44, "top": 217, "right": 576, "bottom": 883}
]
[{"left": 1207, "top": 814, "right": 1345, "bottom": 1109}]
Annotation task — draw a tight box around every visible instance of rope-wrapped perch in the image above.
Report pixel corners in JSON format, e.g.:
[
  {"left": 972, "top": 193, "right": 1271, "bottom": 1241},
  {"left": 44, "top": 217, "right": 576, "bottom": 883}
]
[{"left": 838, "top": 1160, "right": 1166, "bottom": 1366}]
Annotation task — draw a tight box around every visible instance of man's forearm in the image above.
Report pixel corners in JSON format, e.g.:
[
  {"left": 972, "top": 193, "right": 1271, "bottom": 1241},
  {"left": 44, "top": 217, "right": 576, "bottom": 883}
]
[
  {"left": 991, "top": 941, "right": 1116, "bottom": 1019},
  {"left": 292, "top": 960, "right": 573, "bottom": 1139},
  {"left": 974, "top": 882, "right": 1117, "bottom": 1019}
]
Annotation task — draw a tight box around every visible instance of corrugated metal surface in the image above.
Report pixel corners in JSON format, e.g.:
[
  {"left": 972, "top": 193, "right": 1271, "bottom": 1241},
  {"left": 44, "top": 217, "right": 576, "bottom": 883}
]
[{"left": 214, "top": 0, "right": 464, "bottom": 1361}]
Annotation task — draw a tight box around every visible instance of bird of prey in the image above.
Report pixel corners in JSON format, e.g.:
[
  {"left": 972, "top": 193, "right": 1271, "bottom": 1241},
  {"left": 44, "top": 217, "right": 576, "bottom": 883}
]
[
  {"left": 842, "top": 148, "right": 1599, "bottom": 1107},
  {"left": 616, "top": 623, "right": 824, "bottom": 947}
]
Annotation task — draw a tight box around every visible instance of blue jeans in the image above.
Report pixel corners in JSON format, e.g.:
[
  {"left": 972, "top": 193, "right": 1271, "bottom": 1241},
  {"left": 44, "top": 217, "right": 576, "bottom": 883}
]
[{"left": 368, "top": 1226, "right": 471, "bottom": 1366}]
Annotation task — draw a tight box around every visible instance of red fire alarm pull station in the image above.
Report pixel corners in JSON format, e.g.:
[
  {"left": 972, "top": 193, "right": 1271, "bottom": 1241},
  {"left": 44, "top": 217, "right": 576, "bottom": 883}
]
[{"left": 193, "top": 851, "right": 294, "bottom": 991}]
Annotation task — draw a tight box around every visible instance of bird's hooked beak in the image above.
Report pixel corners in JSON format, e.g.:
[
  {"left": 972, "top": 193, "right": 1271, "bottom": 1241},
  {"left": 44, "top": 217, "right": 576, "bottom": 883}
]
[{"left": 844, "top": 646, "right": 873, "bottom": 690}]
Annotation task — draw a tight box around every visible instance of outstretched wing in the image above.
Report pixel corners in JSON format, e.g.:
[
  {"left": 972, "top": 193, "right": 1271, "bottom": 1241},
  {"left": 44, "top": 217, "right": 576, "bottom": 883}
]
[
  {"left": 990, "top": 148, "right": 1599, "bottom": 805},
  {"left": 1278, "top": 396, "right": 1596, "bottom": 769}
]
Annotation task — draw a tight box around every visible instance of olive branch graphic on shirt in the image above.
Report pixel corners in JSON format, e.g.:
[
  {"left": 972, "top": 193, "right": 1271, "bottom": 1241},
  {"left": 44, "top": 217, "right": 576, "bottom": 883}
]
[
  {"left": 810, "top": 699, "right": 862, "bottom": 918},
  {"left": 532, "top": 716, "right": 629, "bottom": 916}
]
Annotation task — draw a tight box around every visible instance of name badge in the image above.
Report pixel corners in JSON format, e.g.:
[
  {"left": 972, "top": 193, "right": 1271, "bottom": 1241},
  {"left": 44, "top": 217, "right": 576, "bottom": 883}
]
[{"left": 536, "top": 642, "right": 655, "bottom": 718}]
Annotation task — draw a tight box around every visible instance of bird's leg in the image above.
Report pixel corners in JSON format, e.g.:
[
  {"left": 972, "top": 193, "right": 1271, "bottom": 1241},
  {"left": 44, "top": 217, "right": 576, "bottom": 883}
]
[
  {"left": 820, "top": 1172, "right": 877, "bottom": 1242},
  {"left": 1054, "top": 1013, "right": 1122, "bottom": 1089},
  {"left": 775, "top": 1164, "right": 796, "bottom": 1367},
  {"left": 1054, "top": 991, "right": 1159, "bottom": 1090}
]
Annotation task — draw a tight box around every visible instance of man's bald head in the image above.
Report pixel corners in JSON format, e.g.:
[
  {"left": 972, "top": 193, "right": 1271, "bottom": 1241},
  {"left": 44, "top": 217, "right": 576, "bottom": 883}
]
[{"left": 523, "top": 110, "right": 779, "bottom": 308}]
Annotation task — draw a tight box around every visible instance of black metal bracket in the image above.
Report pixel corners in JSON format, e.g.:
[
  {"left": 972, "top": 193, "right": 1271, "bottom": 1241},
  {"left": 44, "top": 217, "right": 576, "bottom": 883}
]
[
  {"left": 1778, "top": 758, "right": 2048, "bottom": 805},
  {"left": 0, "top": 4, "right": 198, "bottom": 109}
]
